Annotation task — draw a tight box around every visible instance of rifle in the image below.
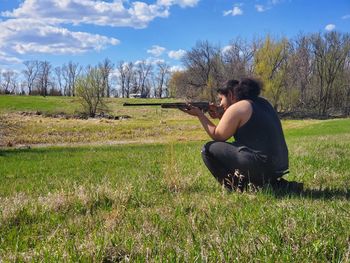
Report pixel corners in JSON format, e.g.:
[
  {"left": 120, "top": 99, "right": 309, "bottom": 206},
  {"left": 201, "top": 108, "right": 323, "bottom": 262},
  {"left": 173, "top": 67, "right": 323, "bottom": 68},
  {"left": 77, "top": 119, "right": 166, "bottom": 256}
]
[{"left": 123, "top": 101, "right": 210, "bottom": 112}]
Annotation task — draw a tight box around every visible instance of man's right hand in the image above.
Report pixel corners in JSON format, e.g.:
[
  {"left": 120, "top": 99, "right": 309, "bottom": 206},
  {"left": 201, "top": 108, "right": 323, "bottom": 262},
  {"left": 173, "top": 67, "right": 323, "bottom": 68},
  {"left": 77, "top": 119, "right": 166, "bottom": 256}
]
[{"left": 208, "top": 104, "right": 224, "bottom": 119}]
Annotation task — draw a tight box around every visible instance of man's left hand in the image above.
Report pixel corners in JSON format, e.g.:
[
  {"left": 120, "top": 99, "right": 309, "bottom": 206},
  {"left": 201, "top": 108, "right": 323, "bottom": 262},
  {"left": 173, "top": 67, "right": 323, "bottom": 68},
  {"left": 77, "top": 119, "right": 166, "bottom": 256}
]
[{"left": 179, "top": 103, "right": 202, "bottom": 116}]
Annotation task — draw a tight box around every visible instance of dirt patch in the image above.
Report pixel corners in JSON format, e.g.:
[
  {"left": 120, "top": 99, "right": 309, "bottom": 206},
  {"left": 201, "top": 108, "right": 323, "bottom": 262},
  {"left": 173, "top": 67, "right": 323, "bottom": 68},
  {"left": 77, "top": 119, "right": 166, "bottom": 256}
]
[
  {"left": 7, "top": 139, "right": 165, "bottom": 149},
  {"left": 19, "top": 111, "right": 131, "bottom": 120}
]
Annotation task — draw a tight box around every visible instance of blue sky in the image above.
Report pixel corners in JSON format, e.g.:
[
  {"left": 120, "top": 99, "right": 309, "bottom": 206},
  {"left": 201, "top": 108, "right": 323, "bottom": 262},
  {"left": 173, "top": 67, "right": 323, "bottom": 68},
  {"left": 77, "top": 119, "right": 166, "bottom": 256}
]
[{"left": 0, "top": 0, "right": 349, "bottom": 72}]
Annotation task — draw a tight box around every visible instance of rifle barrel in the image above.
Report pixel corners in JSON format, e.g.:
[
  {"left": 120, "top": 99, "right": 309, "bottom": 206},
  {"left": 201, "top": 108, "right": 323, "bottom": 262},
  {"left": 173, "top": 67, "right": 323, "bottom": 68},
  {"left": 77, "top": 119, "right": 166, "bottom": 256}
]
[
  {"left": 123, "top": 102, "right": 210, "bottom": 111},
  {"left": 123, "top": 103, "right": 163, "bottom": 106}
]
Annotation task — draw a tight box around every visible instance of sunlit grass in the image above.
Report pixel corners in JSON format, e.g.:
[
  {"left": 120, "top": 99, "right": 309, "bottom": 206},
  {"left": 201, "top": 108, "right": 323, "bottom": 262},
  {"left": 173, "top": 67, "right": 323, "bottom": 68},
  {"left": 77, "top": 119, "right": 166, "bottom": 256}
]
[
  {"left": 1, "top": 126, "right": 350, "bottom": 261},
  {"left": 0, "top": 96, "right": 350, "bottom": 261}
]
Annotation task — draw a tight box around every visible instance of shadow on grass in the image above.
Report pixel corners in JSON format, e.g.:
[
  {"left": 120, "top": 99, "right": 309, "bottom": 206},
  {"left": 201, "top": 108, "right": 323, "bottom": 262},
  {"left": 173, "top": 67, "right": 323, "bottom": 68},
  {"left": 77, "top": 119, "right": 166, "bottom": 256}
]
[{"left": 269, "top": 187, "right": 350, "bottom": 200}]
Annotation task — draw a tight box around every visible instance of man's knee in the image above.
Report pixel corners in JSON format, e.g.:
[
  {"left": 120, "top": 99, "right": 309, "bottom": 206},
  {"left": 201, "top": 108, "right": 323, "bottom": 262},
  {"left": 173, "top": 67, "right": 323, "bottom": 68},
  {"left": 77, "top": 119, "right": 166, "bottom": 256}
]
[{"left": 201, "top": 141, "right": 216, "bottom": 157}]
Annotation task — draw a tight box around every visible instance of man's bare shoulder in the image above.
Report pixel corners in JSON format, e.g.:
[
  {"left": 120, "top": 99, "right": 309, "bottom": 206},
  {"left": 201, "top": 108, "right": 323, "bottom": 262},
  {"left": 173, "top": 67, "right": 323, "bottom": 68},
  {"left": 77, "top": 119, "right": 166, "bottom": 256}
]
[
  {"left": 224, "top": 100, "right": 253, "bottom": 128},
  {"left": 229, "top": 100, "right": 252, "bottom": 113}
]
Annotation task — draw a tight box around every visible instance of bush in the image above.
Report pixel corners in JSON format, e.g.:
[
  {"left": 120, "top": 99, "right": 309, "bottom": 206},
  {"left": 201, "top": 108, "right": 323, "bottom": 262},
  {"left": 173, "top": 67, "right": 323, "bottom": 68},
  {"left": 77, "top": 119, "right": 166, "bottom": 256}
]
[{"left": 75, "top": 67, "right": 108, "bottom": 117}]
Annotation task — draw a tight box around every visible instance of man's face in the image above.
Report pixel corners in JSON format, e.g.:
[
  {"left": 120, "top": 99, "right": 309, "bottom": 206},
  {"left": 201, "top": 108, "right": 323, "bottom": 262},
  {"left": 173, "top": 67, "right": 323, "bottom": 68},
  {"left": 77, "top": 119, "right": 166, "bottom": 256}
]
[{"left": 218, "top": 91, "right": 235, "bottom": 111}]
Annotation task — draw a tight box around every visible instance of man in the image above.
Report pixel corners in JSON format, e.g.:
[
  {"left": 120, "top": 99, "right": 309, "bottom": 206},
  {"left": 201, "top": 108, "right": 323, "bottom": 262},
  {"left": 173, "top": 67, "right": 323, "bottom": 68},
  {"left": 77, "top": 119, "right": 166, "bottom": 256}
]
[{"left": 181, "top": 78, "right": 300, "bottom": 192}]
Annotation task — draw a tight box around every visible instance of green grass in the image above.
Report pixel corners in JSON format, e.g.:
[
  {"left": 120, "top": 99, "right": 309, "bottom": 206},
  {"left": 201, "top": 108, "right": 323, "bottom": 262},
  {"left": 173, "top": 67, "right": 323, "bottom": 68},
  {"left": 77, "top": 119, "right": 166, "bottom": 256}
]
[
  {"left": 0, "top": 94, "right": 179, "bottom": 115},
  {"left": 0, "top": 95, "right": 81, "bottom": 114},
  {"left": 0, "top": 96, "right": 350, "bottom": 261},
  {"left": 1, "top": 120, "right": 350, "bottom": 261}
]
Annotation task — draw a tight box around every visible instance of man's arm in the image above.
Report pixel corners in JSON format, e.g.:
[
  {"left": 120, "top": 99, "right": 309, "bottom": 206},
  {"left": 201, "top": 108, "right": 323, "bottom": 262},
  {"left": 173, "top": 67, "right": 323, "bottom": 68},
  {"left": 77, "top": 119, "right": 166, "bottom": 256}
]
[{"left": 183, "top": 101, "right": 250, "bottom": 141}]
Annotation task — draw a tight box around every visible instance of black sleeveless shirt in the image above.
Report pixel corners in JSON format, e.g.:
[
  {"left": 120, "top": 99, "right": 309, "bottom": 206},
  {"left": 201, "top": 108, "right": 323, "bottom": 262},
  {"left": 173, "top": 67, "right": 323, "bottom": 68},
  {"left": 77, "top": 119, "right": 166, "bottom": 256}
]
[{"left": 234, "top": 97, "right": 289, "bottom": 172}]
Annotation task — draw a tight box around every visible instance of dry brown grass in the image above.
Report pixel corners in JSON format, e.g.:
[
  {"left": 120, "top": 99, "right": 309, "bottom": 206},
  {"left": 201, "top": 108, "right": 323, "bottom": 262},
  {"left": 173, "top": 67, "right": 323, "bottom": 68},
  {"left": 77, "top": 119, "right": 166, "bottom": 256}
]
[{"left": 0, "top": 112, "right": 207, "bottom": 147}]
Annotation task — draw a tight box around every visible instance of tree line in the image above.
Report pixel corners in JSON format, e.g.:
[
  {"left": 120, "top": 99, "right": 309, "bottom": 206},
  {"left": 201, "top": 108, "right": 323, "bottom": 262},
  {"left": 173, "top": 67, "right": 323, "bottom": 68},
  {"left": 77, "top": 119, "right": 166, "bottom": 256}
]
[
  {"left": 171, "top": 31, "right": 350, "bottom": 116},
  {"left": 0, "top": 59, "right": 171, "bottom": 99},
  {"left": 1, "top": 31, "right": 349, "bottom": 117}
]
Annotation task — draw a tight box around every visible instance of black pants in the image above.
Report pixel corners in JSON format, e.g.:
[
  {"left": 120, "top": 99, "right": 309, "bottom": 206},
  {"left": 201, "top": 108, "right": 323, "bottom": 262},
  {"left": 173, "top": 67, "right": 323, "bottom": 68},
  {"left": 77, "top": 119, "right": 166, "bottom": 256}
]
[{"left": 201, "top": 141, "right": 272, "bottom": 190}]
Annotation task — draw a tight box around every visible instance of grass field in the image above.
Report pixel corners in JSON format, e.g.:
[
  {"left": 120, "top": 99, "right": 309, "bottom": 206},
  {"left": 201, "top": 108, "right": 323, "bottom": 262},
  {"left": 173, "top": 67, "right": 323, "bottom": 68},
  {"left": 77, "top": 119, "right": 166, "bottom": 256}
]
[{"left": 0, "top": 95, "right": 350, "bottom": 262}]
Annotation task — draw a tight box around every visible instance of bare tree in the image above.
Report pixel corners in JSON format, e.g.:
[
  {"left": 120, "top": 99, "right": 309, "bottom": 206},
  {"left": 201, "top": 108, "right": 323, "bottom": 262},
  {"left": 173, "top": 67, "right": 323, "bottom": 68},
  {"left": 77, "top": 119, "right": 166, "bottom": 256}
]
[
  {"left": 115, "top": 62, "right": 135, "bottom": 98},
  {"left": 311, "top": 32, "right": 350, "bottom": 115},
  {"left": 54, "top": 66, "right": 64, "bottom": 95},
  {"left": 62, "top": 61, "right": 81, "bottom": 96},
  {"left": 36, "top": 61, "right": 52, "bottom": 97},
  {"left": 99, "top": 58, "right": 114, "bottom": 97},
  {"left": 10, "top": 71, "right": 19, "bottom": 94},
  {"left": 1, "top": 71, "right": 11, "bottom": 94},
  {"left": 125, "top": 62, "right": 135, "bottom": 98},
  {"left": 116, "top": 61, "right": 127, "bottom": 98},
  {"left": 19, "top": 81, "right": 26, "bottom": 95},
  {"left": 279, "top": 35, "right": 314, "bottom": 112},
  {"left": 342, "top": 52, "right": 350, "bottom": 115},
  {"left": 23, "top": 60, "right": 39, "bottom": 95},
  {"left": 155, "top": 62, "right": 170, "bottom": 98},
  {"left": 135, "top": 60, "right": 153, "bottom": 97},
  {"left": 1, "top": 70, "right": 18, "bottom": 94},
  {"left": 223, "top": 37, "right": 257, "bottom": 79},
  {"left": 290, "top": 35, "right": 314, "bottom": 107},
  {"left": 182, "top": 40, "right": 224, "bottom": 100}
]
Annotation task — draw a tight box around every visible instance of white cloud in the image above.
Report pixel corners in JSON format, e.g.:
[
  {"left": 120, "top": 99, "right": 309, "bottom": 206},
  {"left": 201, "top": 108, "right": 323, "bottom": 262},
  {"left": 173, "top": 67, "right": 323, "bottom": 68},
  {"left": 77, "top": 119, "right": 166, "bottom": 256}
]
[
  {"left": 0, "top": 18, "right": 119, "bottom": 56},
  {"left": 342, "top": 14, "right": 350, "bottom": 19},
  {"left": 223, "top": 6, "right": 243, "bottom": 16},
  {"left": 222, "top": 45, "right": 232, "bottom": 54},
  {"left": 255, "top": 0, "right": 283, "bottom": 13},
  {"left": 223, "top": 10, "right": 232, "bottom": 16},
  {"left": 149, "top": 58, "right": 166, "bottom": 65},
  {"left": 233, "top": 6, "right": 243, "bottom": 16},
  {"left": 255, "top": 5, "right": 269, "bottom": 12},
  {"left": 147, "top": 45, "right": 166, "bottom": 57},
  {"left": 2, "top": 0, "right": 199, "bottom": 29},
  {"left": 0, "top": 0, "right": 200, "bottom": 64},
  {"left": 168, "top": 49, "right": 186, "bottom": 59},
  {"left": 0, "top": 51, "right": 22, "bottom": 65},
  {"left": 269, "top": 0, "right": 282, "bottom": 4},
  {"left": 135, "top": 58, "right": 165, "bottom": 66},
  {"left": 157, "top": 0, "right": 199, "bottom": 8},
  {"left": 325, "top": 24, "right": 336, "bottom": 31},
  {"left": 2, "top": 0, "right": 168, "bottom": 29},
  {"left": 169, "top": 65, "right": 185, "bottom": 72}
]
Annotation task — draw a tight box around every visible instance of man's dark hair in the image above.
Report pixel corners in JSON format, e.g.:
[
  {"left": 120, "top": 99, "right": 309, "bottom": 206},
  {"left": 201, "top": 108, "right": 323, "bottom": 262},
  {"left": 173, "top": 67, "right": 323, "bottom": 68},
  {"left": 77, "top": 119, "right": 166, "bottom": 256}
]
[
  {"left": 216, "top": 79, "right": 239, "bottom": 96},
  {"left": 217, "top": 78, "right": 262, "bottom": 101}
]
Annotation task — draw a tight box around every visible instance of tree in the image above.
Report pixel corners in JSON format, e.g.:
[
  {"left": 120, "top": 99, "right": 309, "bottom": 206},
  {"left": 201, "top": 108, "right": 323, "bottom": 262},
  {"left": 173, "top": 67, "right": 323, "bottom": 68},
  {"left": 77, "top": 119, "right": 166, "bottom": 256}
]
[
  {"left": 116, "top": 61, "right": 127, "bottom": 98},
  {"left": 1, "top": 70, "right": 18, "bottom": 94},
  {"left": 341, "top": 50, "right": 350, "bottom": 115},
  {"left": 54, "top": 66, "right": 64, "bottom": 95},
  {"left": 115, "top": 62, "right": 135, "bottom": 98},
  {"left": 135, "top": 60, "right": 152, "bottom": 97},
  {"left": 125, "top": 62, "right": 135, "bottom": 98},
  {"left": 285, "top": 35, "right": 314, "bottom": 110},
  {"left": 311, "top": 32, "right": 350, "bottom": 115},
  {"left": 155, "top": 62, "right": 170, "bottom": 98},
  {"left": 99, "top": 58, "right": 114, "bottom": 97},
  {"left": 23, "top": 60, "right": 39, "bottom": 95},
  {"left": 62, "top": 61, "right": 81, "bottom": 96},
  {"left": 75, "top": 66, "right": 107, "bottom": 117},
  {"left": 223, "top": 37, "right": 257, "bottom": 79},
  {"left": 168, "top": 70, "right": 195, "bottom": 98},
  {"left": 254, "top": 36, "right": 289, "bottom": 110},
  {"left": 182, "top": 40, "right": 224, "bottom": 100},
  {"left": 37, "top": 61, "right": 52, "bottom": 97}
]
